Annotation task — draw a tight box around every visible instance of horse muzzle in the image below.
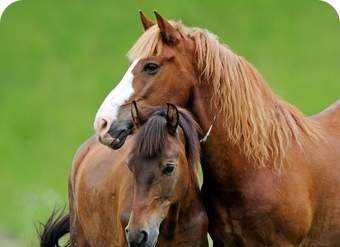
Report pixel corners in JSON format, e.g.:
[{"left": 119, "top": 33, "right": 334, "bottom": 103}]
[
  {"left": 95, "top": 116, "right": 133, "bottom": 149},
  {"left": 108, "top": 123, "right": 133, "bottom": 149}
]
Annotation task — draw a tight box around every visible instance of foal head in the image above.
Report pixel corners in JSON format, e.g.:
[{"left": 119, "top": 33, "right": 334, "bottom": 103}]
[{"left": 124, "top": 102, "right": 200, "bottom": 247}]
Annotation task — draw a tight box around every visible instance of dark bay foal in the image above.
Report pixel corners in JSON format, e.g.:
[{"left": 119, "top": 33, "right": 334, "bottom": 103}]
[{"left": 40, "top": 103, "right": 208, "bottom": 247}]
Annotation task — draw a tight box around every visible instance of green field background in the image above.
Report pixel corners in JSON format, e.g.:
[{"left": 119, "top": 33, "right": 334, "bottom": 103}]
[{"left": 0, "top": 0, "right": 339, "bottom": 245}]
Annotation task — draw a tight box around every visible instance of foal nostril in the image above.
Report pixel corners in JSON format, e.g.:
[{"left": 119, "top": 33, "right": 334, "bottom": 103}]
[
  {"left": 140, "top": 230, "right": 148, "bottom": 243},
  {"left": 133, "top": 230, "right": 148, "bottom": 244},
  {"left": 126, "top": 228, "right": 149, "bottom": 245}
]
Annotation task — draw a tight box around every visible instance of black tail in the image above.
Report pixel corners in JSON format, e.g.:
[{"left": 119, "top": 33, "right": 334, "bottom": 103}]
[{"left": 39, "top": 209, "right": 70, "bottom": 247}]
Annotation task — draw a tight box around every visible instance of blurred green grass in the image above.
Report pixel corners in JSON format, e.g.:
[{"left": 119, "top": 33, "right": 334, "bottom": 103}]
[{"left": 0, "top": 0, "right": 339, "bottom": 245}]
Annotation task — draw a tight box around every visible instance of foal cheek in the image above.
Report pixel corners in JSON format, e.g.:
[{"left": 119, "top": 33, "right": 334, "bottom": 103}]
[
  {"left": 152, "top": 200, "right": 171, "bottom": 223},
  {"left": 143, "top": 189, "right": 172, "bottom": 224}
]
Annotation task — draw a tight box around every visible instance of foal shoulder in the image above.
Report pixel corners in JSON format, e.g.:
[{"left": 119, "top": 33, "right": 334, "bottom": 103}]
[
  {"left": 69, "top": 135, "right": 99, "bottom": 187},
  {"left": 72, "top": 135, "right": 98, "bottom": 166}
]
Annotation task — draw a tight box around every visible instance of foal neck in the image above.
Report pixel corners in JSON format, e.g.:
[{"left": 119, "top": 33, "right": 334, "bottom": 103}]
[
  {"left": 161, "top": 132, "right": 203, "bottom": 237},
  {"left": 161, "top": 178, "right": 204, "bottom": 241}
]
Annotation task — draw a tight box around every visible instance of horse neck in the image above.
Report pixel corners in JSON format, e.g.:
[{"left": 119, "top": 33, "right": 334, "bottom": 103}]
[
  {"left": 192, "top": 64, "right": 290, "bottom": 174},
  {"left": 194, "top": 48, "right": 321, "bottom": 180}
]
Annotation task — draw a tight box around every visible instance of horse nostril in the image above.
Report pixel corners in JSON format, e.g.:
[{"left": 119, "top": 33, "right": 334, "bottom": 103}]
[
  {"left": 125, "top": 227, "right": 129, "bottom": 234},
  {"left": 97, "top": 118, "right": 108, "bottom": 132},
  {"left": 140, "top": 230, "right": 148, "bottom": 243},
  {"left": 95, "top": 117, "right": 115, "bottom": 146}
]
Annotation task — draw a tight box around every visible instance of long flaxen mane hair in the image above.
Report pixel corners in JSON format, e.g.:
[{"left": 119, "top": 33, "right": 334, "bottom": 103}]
[{"left": 127, "top": 21, "right": 321, "bottom": 170}]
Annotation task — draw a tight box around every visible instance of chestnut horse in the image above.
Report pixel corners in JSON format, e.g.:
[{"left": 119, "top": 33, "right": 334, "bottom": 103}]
[
  {"left": 39, "top": 103, "right": 208, "bottom": 247},
  {"left": 93, "top": 12, "right": 340, "bottom": 246}
]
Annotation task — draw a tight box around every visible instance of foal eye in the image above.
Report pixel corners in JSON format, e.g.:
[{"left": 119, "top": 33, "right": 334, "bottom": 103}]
[
  {"left": 143, "top": 62, "right": 159, "bottom": 75},
  {"left": 162, "top": 164, "right": 175, "bottom": 175}
]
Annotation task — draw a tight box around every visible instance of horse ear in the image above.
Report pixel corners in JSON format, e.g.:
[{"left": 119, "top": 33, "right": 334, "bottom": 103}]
[
  {"left": 166, "top": 103, "right": 179, "bottom": 134},
  {"left": 154, "top": 11, "right": 181, "bottom": 45},
  {"left": 131, "top": 101, "right": 143, "bottom": 128},
  {"left": 139, "top": 11, "right": 155, "bottom": 31}
]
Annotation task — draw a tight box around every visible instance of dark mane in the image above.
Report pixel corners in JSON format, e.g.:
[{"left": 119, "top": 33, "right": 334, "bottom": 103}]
[
  {"left": 135, "top": 112, "right": 168, "bottom": 159},
  {"left": 133, "top": 107, "right": 201, "bottom": 169},
  {"left": 178, "top": 109, "right": 201, "bottom": 168}
]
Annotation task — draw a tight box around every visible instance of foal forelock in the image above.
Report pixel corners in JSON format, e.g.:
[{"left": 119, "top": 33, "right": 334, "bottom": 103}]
[
  {"left": 133, "top": 109, "right": 200, "bottom": 171},
  {"left": 127, "top": 21, "right": 322, "bottom": 170},
  {"left": 134, "top": 114, "right": 168, "bottom": 159}
]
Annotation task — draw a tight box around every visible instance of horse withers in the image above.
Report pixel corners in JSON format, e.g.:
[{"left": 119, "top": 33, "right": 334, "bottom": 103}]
[{"left": 40, "top": 103, "right": 208, "bottom": 247}]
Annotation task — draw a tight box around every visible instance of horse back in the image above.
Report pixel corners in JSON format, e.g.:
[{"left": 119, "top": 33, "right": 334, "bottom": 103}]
[{"left": 311, "top": 100, "right": 340, "bottom": 133}]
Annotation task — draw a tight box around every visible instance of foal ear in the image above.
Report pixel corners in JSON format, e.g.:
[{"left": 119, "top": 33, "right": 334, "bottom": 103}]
[
  {"left": 139, "top": 11, "right": 155, "bottom": 31},
  {"left": 166, "top": 103, "right": 179, "bottom": 134},
  {"left": 131, "top": 101, "right": 143, "bottom": 128},
  {"left": 154, "top": 11, "right": 181, "bottom": 46}
]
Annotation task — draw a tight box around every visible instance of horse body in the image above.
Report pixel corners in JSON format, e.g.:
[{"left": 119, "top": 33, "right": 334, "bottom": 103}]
[
  {"left": 191, "top": 67, "right": 340, "bottom": 246},
  {"left": 200, "top": 100, "right": 340, "bottom": 246},
  {"left": 91, "top": 12, "right": 340, "bottom": 246},
  {"left": 68, "top": 106, "right": 208, "bottom": 247}
]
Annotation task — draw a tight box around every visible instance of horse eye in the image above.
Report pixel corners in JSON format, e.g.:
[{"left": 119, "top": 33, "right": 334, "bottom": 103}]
[
  {"left": 143, "top": 62, "right": 159, "bottom": 75},
  {"left": 162, "top": 163, "right": 175, "bottom": 175}
]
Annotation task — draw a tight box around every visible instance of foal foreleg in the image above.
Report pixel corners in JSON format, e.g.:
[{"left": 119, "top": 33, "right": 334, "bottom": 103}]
[{"left": 69, "top": 212, "right": 91, "bottom": 247}]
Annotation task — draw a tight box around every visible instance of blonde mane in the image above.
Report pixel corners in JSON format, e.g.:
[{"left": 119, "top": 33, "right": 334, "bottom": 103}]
[{"left": 127, "top": 22, "right": 321, "bottom": 170}]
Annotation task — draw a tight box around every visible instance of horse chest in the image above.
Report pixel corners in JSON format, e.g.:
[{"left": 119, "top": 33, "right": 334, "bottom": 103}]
[
  {"left": 204, "top": 168, "right": 298, "bottom": 244},
  {"left": 204, "top": 166, "right": 318, "bottom": 246},
  {"left": 206, "top": 191, "right": 281, "bottom": 247}
]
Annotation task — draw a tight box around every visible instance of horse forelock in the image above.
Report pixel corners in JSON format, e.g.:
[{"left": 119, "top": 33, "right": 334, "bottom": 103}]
[{"left": 127, "top": 20, "right": 322, "bottom": 170}]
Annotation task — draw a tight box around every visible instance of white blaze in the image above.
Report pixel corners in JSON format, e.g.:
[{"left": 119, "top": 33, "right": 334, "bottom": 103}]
[{"left": 94, "top": 59, "right": 139, "bottom": 129}]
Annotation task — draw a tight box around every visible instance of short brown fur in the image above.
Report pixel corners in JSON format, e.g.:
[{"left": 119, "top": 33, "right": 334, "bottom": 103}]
[{"left": 68, "top": 106, "right": 208, "bottom": 247}]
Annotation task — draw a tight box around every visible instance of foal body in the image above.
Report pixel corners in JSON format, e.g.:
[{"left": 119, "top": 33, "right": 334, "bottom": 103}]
[{"left": 68, "top": 106, "right": 208, "bottom": 247}]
